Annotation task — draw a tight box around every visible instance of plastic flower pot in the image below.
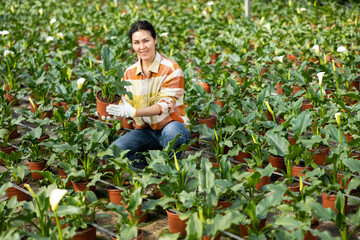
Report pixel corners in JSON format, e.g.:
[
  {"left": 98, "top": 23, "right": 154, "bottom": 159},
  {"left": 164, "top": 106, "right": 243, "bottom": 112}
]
[
  {"left": 28, "top": 161, "right": 48, "bottom": 180},
  {"left": 269, "top": 155, "right": 286, "bottom": 173},
  {"left": 71, "top": 180, "right": 96, "bottom": 193},
  {"left": 6, "top": 182, "right": 30, "bottom": 202},
  {"left": 321, "top": 192, "right": 347, "bottom": 214},
  {"left": 233, "top": 151, "right": 251, "bottom": 164},
  {"left": 196, "top": 115, "right": 217, "bottom": 129},
  {"left": 107, "top": 188, "right": 124, "bottom": 205},
  {"left": 197, "top": 82, "right": 211, "bottom": 93},
  {"left": 310, "top": 146, "right": 330, "bottom": 165},
  {"left": 247, "top": 168, "right": 271, "bottom": 190},
  {"left": 166, "top": 210, "right": 187, "bottom": 235},
  {"left": 96, "top": 90, "right": 120, "bottom": 121},
  {"left": 72, "top": 226, "right": 96, "bottom": 240}
]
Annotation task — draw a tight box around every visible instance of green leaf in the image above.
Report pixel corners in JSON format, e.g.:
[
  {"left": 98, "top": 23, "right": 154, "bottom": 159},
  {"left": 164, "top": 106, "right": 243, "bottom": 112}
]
[
  {"left": 273, "top": 215, "right": 303, "bottom": 231},
  {"left": 142, "top": 197, "right": 175, "bottom": 211},
  {"left": 265, "top": 132, "right": 289, "bottom": 156},
  {"left": 184, "top": 212, "right": 202, "bottom": 240},
  {"left": 204, "top": 212, "right": 246, "bottom": 237},
  {"left": 291, "top": 111, "right": 311, "bottom": 134},
  {"left": 343, "top": 158, "right": 360, "bottom": 174},
  {"left": 101, "top": 46, "right": 114, "bottom": 71}
]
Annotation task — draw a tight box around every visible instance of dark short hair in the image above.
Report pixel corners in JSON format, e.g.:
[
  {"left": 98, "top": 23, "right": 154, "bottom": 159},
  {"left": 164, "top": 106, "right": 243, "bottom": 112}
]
[{"left": 128, "top": 20, "right": 157, "bottom": 41}]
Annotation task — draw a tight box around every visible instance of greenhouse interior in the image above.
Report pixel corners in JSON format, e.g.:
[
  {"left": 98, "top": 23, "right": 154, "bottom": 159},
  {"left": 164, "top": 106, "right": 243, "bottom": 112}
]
[{"left": 1, "top": 0, "right": 360, "bottom": 239}]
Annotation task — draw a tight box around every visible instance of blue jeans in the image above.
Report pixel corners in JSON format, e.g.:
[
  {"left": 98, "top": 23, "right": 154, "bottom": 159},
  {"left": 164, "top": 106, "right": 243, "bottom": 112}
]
[{"left": 109, "top": 121, "right": 190, "bottom": 168}]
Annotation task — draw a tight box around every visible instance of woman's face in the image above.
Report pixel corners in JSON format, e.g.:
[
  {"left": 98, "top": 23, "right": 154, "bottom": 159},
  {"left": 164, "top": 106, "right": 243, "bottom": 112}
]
[{"left": 131, "top": 30, "right": 157, "bottom": 64}]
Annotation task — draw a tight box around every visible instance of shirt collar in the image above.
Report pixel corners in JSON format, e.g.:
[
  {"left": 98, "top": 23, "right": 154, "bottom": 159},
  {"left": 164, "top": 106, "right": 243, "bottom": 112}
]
[{"left": 136, "top": 51, "right": 161, "bottom": 75}]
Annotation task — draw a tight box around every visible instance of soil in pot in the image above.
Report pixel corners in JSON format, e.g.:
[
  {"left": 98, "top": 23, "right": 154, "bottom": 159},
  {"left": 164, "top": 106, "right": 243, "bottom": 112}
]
[
  {"left": 96, "top": 90, "right": 121, "bottom": 121},
  {"left": 166, "top": 210, "right": 187, "bottom": 235},
  {"left": 301, "top": 99, "right": 313, "bottom": 111}
]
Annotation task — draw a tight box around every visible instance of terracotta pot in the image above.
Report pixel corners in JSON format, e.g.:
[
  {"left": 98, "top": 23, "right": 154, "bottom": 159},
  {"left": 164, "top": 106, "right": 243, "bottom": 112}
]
[
  {"left": 210, "top": 53, "right": 219, "bottom": 64},
  {"left": 196, "top": 115, "right": 217, "bottom": 129},
  {"left": 126, "top": 205, "right": 148, "bottom": 224},
  {"left": 344, "top": 133, "right": 353, "bottom": 142},
  {"left": 269, "top": 155, "right": 285, "bottom": 173},
  {"left": 28, "top": 161, "right": 47, "bottom": 180},
  {"left": 292, "top": 86, "right": 302, "bottom": 94},
  {"left": 4, "top": 83, "right": 19, "bottom": 105},
  {"left": 111, "top": 229, "right": 143, "bottom": 240},
  {"left": 6, "top": 182, "right": 30, "bottom": 202},
  {"left": 57, "top": 167, "right": 72, "bottom": 187},
  {"left": 321, "top": 192, "right": 347, "bottom": 214},
  {"left": 276, "top": 83, "right": 284, "bottom": 94},
  {"left": 8, "top": 127, "right": 19, "bottom": 140},
  {"left": 214, "top": 100, "right": 225, "bottom": 108},
  {"left": 288, "top": 135, "right": 296, "bottom": 145},
  {"left": 166, "top": 210, "right": 187, "bottom": 235},
  {"left": 239, "top": 217, "right": 266, "bottom": 238},
  {"left": 283, "top": 182, "right": 300, "bottom": 204},
  {"left": 155, "top": 182, "right": 166, "bottom": 198},
  {"left": 337, "top": 173, "right": 352, "bottom": 189},
  {"left": 71, "top": 180, "right": 96, "bottom": 193},
  {"left": 201, "top": 234, "right": 221, "bottom": 240},
  {"left": 0, "top": 146, "right": 17, "bottom": 165},
  {"left": 265, "top": 111, "right": 273, "bottom": 121},
  {"left": 186, "top": 132, "right": 200, "bottom": 150},
  {"left": 233, "top": 151, "right": 251, "bottom": 164},
  {"left": 350, "top": 151, "right": 360, "bottom": 160},
  {"left": 247, "top": 168, "right": 271, "bottom": 190},
  {"left": 350, "top": 80, "right": 360, "bottom": 91},
  {"left": 310, "top": 146, "right": 330, "bottom": 165},
  {"left": 30, "top": 98, "right": 53, "bottom": 119},
  {"left": 96, "top": 90, "right": 120, "bottom": 121},
  {"left": 216, "top": 200, "right": 233, "bottom": 210},
  {"left": 301, "top": 100, "right": 313, "bottom": 111},
  {"left": 197, "top": 82, "right": 211, "bottom": 93},
  {"left": 122, "top": 118, "right": 134, "bottom": 129},
  {"left": 72, "top": 226, "right": 96, "bottom": 240},
  {"left": 107, "top": 188, "right": 124, "bottom": 205}
]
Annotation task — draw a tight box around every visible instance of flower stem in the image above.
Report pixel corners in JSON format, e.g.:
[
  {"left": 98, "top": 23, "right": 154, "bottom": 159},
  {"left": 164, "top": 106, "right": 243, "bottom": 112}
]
[{"left": 54, "top": 210, "right": 64, "bottom": 240}]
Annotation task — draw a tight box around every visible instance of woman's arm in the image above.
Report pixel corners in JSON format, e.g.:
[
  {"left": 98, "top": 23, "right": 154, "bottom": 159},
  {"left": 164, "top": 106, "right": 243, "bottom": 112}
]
[{"left": 135, "top": 104, "right": 161, "bottom": 117}]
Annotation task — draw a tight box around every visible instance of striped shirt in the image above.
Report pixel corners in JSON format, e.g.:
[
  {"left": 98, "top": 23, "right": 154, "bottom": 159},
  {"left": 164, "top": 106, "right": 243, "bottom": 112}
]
[{"left": 122, "top": 51, "right": 189, "bottom": 130}]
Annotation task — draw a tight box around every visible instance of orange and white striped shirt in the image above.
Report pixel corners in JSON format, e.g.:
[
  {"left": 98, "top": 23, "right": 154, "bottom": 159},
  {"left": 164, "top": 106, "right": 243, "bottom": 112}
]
[{"left": 122, "top": 51, "right": 189, "bottom": 130}]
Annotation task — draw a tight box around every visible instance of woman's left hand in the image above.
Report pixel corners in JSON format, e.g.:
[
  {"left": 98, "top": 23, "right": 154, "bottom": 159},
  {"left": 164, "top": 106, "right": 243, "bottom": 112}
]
[{"left": 106, "top": 97, "right": 136, "bottom": 118}]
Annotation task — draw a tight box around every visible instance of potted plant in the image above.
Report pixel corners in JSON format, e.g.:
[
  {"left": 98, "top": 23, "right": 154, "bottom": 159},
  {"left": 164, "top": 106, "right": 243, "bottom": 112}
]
[
  {"left": 21, "top": 127, "right": 51, "bottom": 180},
  {"left": 95, "top": 46, "right": 132, "bottom": 121},
  {"left": 183, "top": 158, "right": 246, "bottom": 240},
  {"left": 98, "top": 146, "right": 132, "bottom": 205},
  {"left": 0, "top": 150, "right": 30, "bottom": 201},
  {"left": 106, "top": 187, "right": 145, "bottom": 240}
]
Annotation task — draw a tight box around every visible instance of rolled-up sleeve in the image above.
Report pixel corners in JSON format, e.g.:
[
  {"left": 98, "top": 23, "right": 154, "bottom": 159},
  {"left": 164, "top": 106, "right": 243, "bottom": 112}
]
[{"left": 156, "top": 68, "right": 184, "bottom": 114}]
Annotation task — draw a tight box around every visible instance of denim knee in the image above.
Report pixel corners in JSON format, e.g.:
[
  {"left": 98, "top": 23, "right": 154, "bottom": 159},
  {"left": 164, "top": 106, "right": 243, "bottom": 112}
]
[{"left": 161, "top": 121, "right": 190, "bottom": 149}]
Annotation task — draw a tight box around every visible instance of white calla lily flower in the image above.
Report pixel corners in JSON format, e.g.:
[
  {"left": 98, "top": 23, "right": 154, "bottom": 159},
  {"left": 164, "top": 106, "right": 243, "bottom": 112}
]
[
  {"left": 39, "top": 8, "right": 43, "bottom": 15},
  {"left": 207, "top": 1, "right": 214, "bottom": 6},
  {"left": 264, "top": 23, "right": 271, "bottom": 30},
  {"left": 312, "top": 45, "right": 320, "bottom": 55},
  {"left": 56, "top": 32, "right": 64, "bottom": 39},
  {"left": 317, "top": 72, "right": 325, "bottom": 86},
  {"left": 50, "top": 189, "right": 67, "bottom": 211},
  {"left": 273, "top": 55, "right": 284, "bottom": 63},
  {"left": 160, "top": 32, "right": 169, "bottom": 37},
  {"left": 0, "top": 30, "right": 9, "bottom": 36},
  {"left": 4, "top": 50, "right": 14, "bottom": 57},
  {"left": 50, "top": 18, "right": 56, "bottom": 25},
  {"left": 337, "top": 46, "right": 347, "bottom": 54},
  {"left": 77, "top": 78, "right": 85, "bottom": 89},
  {"left": 335, "top": 112, "right": 341, "bottom": 126},
  {"left": 46, "top": 36, "right": 54, "bottom": 43}
]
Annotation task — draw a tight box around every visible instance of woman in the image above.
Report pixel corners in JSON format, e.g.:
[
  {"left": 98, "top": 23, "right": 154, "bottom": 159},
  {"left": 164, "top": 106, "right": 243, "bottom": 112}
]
[{"left": 106, "top": 20, "right": 190, "bottom": 168}]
